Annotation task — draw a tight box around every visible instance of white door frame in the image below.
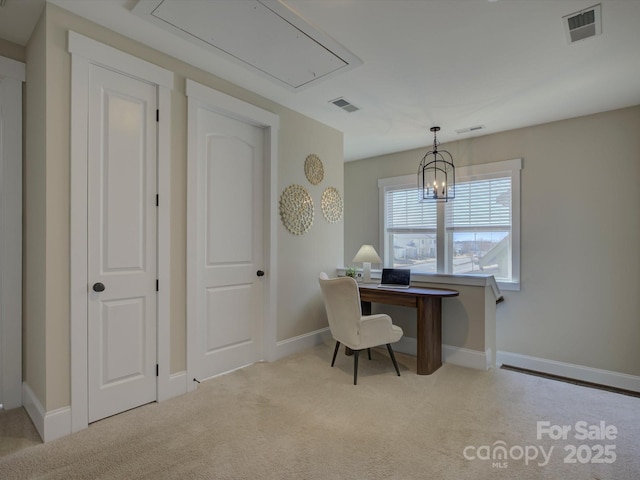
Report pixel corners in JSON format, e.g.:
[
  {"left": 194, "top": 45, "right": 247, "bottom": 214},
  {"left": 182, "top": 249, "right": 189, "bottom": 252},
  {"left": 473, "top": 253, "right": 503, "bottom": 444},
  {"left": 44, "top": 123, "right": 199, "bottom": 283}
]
[
  {"left": 185, "top": 79, "right": 279, "bottom": 390},
  {"left": 0, "top": 56, "right": 25, "bottom": 410},
  {"left": 68, "top": 32, "right": 173, "bottom": 433}
]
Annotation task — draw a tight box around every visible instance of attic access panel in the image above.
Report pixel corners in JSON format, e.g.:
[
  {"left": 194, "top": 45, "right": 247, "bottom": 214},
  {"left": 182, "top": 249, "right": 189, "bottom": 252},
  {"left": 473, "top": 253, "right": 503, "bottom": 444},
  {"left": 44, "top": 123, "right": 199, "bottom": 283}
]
[{"left": 132, "top": 0, "right": 362, "bottom": 90}]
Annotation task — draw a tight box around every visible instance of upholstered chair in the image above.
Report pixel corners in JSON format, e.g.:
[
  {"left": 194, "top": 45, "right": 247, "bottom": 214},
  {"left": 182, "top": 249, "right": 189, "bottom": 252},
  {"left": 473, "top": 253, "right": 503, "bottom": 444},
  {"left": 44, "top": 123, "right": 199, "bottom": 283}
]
[{"left": 318, "top": 272, "right": 403, "bottom": 385}]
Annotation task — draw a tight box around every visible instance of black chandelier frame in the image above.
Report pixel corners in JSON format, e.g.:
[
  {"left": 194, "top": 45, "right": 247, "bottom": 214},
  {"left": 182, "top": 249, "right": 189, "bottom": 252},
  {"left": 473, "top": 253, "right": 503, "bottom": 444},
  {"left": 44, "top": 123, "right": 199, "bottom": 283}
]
[{"left": 417, "top": 126, "right": 455, "bottom": 202}]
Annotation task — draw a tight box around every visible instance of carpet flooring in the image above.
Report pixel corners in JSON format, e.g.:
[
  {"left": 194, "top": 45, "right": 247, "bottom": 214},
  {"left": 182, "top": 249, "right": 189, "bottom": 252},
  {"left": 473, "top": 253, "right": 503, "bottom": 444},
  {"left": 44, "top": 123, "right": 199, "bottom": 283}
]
[{"left": 0, "top": 345, "right": 638, "bottom": 479}]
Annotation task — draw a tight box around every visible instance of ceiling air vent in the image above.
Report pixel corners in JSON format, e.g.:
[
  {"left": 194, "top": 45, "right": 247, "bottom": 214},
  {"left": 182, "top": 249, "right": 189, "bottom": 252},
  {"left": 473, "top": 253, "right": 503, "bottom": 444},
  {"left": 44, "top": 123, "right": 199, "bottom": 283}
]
[
  {"left": 330, "top": 97, "right": 359, "bottom": 113},
  {"left": 563, "top": 4, "right": 602, "bottom": 44},
  {"left": 455, "top": 125, "right": 485, "bottom": 135}
]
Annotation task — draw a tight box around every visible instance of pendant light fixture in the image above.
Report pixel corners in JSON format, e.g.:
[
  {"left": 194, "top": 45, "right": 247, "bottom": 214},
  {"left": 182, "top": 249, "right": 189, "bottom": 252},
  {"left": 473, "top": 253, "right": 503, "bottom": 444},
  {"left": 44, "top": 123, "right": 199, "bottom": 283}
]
[{"left": 418, "top": 126, "right": 455, "bottom": 202}]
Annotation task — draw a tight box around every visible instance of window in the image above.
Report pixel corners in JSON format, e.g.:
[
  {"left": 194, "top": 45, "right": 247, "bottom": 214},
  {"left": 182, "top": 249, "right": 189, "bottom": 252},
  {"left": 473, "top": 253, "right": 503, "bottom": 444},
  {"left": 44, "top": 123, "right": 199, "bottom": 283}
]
[
  {"left": 379, "top": 159, "right": 521, "bottom": 290},
  {"left": 383, "top": 184, "right": 438, "bottom": 273}
]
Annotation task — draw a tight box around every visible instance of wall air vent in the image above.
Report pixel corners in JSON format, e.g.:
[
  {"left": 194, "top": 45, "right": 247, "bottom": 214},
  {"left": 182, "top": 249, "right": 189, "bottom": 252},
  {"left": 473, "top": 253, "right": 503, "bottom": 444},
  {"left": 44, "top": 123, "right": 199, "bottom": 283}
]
[
  {"left": 455, "top": 125, "right": 485, "bottom": 135},
  {"left": 563, "top": 4, "right": 602, "bottom": 44},
  {"left": 330, "top": 97, "right": 359, "bottom": 113}
]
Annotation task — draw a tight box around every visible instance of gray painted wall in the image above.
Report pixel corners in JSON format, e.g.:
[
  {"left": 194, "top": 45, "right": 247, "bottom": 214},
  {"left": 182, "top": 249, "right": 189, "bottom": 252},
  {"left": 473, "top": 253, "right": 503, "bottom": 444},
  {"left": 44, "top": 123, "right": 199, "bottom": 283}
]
[{"left": 345, "top": 106, "right": 640, "bottom": 377}]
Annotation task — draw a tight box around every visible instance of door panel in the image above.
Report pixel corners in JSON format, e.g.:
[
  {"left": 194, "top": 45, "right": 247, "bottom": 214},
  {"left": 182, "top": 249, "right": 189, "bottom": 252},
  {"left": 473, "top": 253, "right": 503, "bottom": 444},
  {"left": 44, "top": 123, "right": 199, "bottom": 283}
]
[
  {"left": 100, "top": 298, "right": 146, "bottom": 384},
  {"left": 205, "top": 285, "right": 253, "bottom": 351},
  {"left": 87, "top": 64, "right": 157, "bottom": 422},
  {"left": 206, "top": 135, "right": 253, "bottom": 266},
  {"left": 103, "top": 92, "right": 147, "bottom": 272},
  {"left": 196, "top": 108, "right": 264, "bottom": 379}
]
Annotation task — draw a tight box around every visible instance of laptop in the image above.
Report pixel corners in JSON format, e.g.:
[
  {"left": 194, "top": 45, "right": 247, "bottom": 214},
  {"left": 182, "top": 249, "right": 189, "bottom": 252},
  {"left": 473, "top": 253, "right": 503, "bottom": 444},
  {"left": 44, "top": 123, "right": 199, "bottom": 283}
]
[{"left": 378, "top": 268, "right": 411, "bottom": 289}]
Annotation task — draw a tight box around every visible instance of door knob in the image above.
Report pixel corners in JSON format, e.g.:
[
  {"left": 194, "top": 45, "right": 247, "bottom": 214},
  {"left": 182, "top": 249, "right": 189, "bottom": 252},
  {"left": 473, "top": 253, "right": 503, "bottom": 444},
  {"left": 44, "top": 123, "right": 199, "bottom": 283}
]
[
  {"left": 256, "top": 270, "right": 265, "bottom": 277},
  {"left": 92, "top": 282, "right": 105, "bottom": 292}
]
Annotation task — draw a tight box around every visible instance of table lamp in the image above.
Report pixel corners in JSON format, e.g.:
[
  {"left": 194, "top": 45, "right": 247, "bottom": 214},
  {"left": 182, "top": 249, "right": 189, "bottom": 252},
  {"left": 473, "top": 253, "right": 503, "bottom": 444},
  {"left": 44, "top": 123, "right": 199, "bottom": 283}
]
[{"left": 352, "top": 244, "right": 382, "bottom": 283}]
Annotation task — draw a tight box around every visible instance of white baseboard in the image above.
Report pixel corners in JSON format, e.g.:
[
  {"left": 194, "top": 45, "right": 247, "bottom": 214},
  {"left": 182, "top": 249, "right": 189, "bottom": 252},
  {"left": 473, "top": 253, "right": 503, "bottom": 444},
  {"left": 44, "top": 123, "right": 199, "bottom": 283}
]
[
  {"left": 158, "top": 371, "right": 188, "bottom": 402},
  {"left": 394, "top": 336, "right": 491, "bottom": 371},
  {"left": 274, "top": 331, "right": 491, "bottom": 371},
  {"left": 497, "top": 351, "right": 640, "bottom": 393},
  {"left": 24, "top": 371, "right": 190, "bottom": 443},
  {"left": 22, "top": 382, "right": 45, "bottom": 441},
  {"left": 443, "top": 344, "right": 492, "bottom": 371},
  {"left": 22, "top": 382, "right": 71, "bottom": 443},
  {"left": 274, "top": 327, "right": 331, "bottom": 360}
]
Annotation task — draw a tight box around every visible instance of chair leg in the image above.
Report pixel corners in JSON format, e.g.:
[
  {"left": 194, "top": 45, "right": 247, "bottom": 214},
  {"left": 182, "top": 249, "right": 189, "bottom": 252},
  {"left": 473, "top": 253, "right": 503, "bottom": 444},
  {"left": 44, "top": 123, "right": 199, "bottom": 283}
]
[
  {"left": 367, "top": 348, "right": 372, "bottom": 360},
  {"left": 353, "top": 350, "right": 360, "bottom": 385},
  {"left": 331, "top": 341, "right": 340, "bottom": 367},
  {"left": 387, "top": 344, "right": 401, "bottom": 376}
]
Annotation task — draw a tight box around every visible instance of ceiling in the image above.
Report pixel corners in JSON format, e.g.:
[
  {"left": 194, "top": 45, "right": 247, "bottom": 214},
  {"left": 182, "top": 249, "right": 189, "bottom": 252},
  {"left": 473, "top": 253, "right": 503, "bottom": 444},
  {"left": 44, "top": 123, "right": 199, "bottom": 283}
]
[{"left": 3, "top": 0, "right": 640, "bottom": 161}]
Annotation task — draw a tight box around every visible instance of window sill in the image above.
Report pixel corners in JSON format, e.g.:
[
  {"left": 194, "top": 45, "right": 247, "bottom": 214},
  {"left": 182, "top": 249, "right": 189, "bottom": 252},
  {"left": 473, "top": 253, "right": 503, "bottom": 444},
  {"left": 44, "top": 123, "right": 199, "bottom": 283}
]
[
  {"left": 337, "top": 268, "right": 511, "bottom": 301},
  {"left": 409, "top": 273, "right": 504, "bottom": 301}
]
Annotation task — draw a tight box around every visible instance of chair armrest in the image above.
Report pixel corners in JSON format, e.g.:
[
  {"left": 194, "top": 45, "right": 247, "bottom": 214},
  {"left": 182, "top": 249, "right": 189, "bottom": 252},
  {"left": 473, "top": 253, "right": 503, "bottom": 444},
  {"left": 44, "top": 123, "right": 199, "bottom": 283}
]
[{"left": 359, "top": 314, "right": 395, "bottom": 347}]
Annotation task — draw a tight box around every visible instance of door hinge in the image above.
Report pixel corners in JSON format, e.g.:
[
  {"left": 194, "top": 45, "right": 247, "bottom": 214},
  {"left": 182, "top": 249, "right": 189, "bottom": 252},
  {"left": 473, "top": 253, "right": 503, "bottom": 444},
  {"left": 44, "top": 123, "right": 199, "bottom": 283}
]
[
  {"left": 156, "top": 194, "right": 159, "bottom": 207},
  {"left": 156, "top": 364, "right": 159, "bottom": 377},
  {"left": 156, "top": 109, "right": 159, "bottom": 122},
  {"left": 156, "top": 279, "right": 159, "bottom": 292}
]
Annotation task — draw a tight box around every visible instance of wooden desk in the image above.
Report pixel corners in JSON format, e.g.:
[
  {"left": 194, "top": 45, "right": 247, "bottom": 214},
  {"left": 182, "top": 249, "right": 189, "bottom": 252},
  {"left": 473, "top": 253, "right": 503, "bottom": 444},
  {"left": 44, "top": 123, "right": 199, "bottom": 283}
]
[{"left": 358, "top": 284, "right": 459, "bottom": 375}]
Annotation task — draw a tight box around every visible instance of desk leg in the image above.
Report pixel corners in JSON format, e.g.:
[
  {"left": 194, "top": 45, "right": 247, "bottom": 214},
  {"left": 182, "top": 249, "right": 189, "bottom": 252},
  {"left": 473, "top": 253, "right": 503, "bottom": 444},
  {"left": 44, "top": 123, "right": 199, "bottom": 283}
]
[{"left": 416, "top": 297, "right": 442, "bottom": 375}]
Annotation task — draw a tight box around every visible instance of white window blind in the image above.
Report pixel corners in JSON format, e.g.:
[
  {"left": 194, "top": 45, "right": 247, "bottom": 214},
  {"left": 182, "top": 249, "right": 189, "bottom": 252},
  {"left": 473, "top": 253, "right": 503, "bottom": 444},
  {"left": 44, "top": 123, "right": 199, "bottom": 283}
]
[
  {"left": 378, "top": 158, "right": 521, "bottom": 289},
  {"left": 446, "top": 176, "right": 512, "bottom": 229},
  {"left": 386, "top": 187, "right": 437, "bottom": 231}
]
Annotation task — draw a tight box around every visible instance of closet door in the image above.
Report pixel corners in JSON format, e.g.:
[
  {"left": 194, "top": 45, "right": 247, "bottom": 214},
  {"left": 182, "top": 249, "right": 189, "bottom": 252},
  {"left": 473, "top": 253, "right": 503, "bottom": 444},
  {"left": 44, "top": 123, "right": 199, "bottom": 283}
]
[
  {"left": 86, "top": 64, "right": 158, "bottom": 423},
  {"left": 0, "top": 57, "right": 25, "bottom": 410},
  {"left": 191, "top": 101, "right": 265, "bottom": 380}
]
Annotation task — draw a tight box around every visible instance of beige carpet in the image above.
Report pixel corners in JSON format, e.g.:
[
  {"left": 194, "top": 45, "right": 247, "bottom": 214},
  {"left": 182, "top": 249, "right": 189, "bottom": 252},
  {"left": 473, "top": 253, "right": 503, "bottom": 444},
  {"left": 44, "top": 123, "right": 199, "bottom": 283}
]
[
  {"left": 0, "top": 345, "right": 638, "bottom": 479},
  {"left": 0, "top": 408, "right": 41, "bottom": 458}
]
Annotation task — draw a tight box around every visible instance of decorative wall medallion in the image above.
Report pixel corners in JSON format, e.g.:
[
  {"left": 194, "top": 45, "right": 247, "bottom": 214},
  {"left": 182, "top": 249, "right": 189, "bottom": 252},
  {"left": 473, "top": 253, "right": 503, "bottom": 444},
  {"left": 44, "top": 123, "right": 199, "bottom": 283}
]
[
  {"left": 279, "top": 184, "right": 314, "bottom": 235},
  {"left": 304, "top": 154, "right": 324, "bottom": 185},
  {"left": 321, "top": 187, "right": 343, "bottom": 223}
]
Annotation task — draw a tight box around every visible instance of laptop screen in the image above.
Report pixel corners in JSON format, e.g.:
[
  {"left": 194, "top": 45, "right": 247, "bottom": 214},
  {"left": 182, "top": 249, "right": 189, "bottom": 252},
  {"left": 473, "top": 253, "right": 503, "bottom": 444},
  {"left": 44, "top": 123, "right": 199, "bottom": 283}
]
[{"left": 380, "top": 268, "right": 411, "bottom": 286}]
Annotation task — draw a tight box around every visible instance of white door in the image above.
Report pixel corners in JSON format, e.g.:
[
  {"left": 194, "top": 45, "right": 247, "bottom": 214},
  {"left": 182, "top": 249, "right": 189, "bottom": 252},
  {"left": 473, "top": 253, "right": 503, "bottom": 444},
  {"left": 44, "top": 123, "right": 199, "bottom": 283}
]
[
  {"left": 87, "top": 64, "right": 157, "bottom": 422},
  {"left": 0, "top": 68, "right": 24, "bottom": 410},
  {"left": 195, "top": 107, "right": 264, "bottom": 380},
  {"left": 0, "top": 58, "right": 24, "bottom": 410}
]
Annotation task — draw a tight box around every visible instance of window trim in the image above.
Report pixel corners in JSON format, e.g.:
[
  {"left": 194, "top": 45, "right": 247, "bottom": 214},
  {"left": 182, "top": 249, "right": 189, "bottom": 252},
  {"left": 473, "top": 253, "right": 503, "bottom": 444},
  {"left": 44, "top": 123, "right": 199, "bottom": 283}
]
[{"left": 378, "top": 158, "right": 522, "bottom": 291}]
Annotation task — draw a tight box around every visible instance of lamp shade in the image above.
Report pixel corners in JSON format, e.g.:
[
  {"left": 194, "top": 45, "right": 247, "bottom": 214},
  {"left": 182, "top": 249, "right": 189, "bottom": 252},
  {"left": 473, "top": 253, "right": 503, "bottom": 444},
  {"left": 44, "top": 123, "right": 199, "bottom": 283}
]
[{"left": 352, "top": 245, "right": 382, "bottom": 264}]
